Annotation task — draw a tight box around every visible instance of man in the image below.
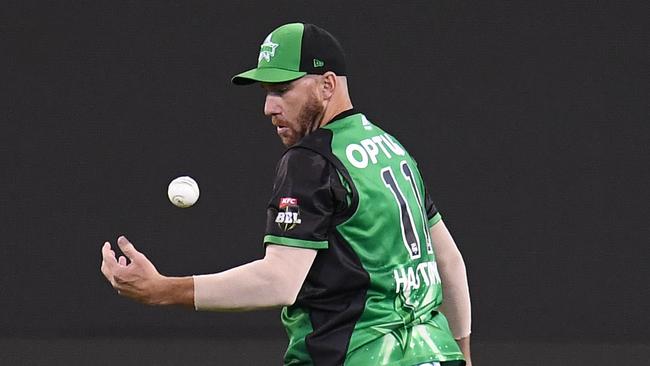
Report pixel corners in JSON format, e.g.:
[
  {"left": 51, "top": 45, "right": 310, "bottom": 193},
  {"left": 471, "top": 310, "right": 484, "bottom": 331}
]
[{"left": 101, "top": 23, "right": 472, "bottom": 366}]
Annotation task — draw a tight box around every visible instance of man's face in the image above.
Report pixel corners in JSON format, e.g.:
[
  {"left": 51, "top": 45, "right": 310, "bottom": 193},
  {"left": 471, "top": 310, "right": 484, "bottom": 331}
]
[{"left": 261, "top": 76, "right": 324, "bottom": 147}]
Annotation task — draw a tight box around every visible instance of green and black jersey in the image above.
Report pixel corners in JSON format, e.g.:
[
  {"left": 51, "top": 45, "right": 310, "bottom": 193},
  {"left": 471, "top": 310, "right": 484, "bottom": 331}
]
[{"left": 264, "top": 110, "right": 464, "bottom": 366}]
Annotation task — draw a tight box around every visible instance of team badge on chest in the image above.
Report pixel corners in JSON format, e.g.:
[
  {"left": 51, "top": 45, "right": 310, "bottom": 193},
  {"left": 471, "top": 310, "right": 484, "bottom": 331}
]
[{"left": 276, "top": 197, "right": 302, "bottom": 231}]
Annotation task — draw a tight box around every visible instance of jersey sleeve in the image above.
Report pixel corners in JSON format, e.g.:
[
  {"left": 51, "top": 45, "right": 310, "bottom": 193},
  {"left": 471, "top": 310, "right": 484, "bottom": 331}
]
[
  {"left": 424, "top": 186, "right": 442, "bottom": 227},
  {"left": 264, "top": 148, "right": 336, "bottom": 249},
  {"left": 411, "top": 157, "right": 442, "bottom": 227}
]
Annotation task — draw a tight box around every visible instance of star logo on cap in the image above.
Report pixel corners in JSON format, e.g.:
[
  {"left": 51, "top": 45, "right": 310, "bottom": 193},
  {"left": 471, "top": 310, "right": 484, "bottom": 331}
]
[{"left": 258, "top": 34, "right": 279, "bottom": 63}]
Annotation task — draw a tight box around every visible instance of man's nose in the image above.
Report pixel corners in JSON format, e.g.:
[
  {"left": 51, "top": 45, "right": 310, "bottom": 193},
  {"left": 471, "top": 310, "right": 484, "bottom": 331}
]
[{"left": 264, "top": 94, "right": 281, "bottom": 117}]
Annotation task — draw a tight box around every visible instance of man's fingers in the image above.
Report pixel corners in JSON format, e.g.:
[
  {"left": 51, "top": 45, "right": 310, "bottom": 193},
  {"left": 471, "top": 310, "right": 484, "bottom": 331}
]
[
  {"left": 118, "top": 256, "right": 127, "bottom": 266},
  {"left": 117, "top": 235, "right": 141, "bottom": 261},
  {"left": 100, "top": 243, "right": 118, "bottom": 285},
  {"left": 101, "top": 242, "right": 118, "bottom": 268}
]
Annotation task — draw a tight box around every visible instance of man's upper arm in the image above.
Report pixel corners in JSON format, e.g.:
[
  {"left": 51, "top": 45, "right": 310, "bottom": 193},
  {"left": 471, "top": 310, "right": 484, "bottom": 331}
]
[
  {"left": 264, "top": 244, "right": 318, "bottom": 303},
  {"left": 430, "top": 219, "right": 463, "bottom": 263}
]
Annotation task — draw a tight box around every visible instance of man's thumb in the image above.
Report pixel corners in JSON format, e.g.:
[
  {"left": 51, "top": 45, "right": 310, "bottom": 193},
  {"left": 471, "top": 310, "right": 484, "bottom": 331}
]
[{"left": 117, "top": 235, "right": 140, "bottom": 260}]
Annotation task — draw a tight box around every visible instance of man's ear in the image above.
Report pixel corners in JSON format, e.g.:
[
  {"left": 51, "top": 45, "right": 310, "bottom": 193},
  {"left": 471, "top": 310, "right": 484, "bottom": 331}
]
[{"left": 321, "top": 72, "right": 337, "bottom": 100}]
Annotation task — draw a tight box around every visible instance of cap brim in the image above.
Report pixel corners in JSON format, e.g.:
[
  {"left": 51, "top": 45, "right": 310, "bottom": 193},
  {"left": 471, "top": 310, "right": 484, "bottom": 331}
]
[{"left": 231, "top": 67, "right": 307, "bottom": 85}]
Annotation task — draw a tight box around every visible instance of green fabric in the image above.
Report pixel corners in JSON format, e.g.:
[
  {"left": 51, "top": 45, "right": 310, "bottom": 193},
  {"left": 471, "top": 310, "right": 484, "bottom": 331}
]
[
  {"left": 323, "top": 114, "right": 463, "bottom": 364},
  {"left": 428, "top": 212, "right": 442, "bottom": 228},
  {"left": 281, "top": 306, "right": 314, "bottom": 365},
  {"left": 232, "top": 68, "right": 305, "bottom": 84},
  {"left": 232, "top": 23, "right": 305, "bottom": 84},
  {"left": 345, "top": 315, "right": 463, "bottom": 365},
  {"left": 279, "top": 113, "right": 463, "bottom": 364},
  {"left": 263, "top": 235, "right": 328, "bottom": 249}
]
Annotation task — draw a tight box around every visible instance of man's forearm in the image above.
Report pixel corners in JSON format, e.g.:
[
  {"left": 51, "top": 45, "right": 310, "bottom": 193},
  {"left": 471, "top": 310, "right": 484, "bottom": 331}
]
[
  {"left": 157, "top": 276, "right": 195, "bottom": 308},
  {"left": 438, "top": 253, "right": 472, "bottom": 339},
  {"left": 142, "top": 245, "right": 315, "bottom": 311},
  {"left": 192, "top": 245, "right": 316, "bottom": 311},
  {"left": 456, "top": 335, "right": 472, "bottom": 365},
  {"left": 430, "top": 221, "right": 472, "bottom": 339},
  {"left": 153, "top": 259, "right": 299, "bottom": 310},
  {"left": 193, "top": 258, "right": 297, "bottom": 311}
]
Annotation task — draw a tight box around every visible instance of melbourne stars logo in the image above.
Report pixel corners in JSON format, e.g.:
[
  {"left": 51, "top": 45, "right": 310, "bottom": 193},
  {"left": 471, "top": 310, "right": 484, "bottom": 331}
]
[
  {"left": 275, "top": 197, "right": 302, "bottom": 231},
  {"left": 258, "top": 33, "right": 279, "bottom": 63}
]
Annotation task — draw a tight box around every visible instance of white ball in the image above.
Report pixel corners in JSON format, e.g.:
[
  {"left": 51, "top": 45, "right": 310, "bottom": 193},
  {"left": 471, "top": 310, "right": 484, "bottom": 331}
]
[{"left": 167, "top": 176, "right": 200, "bottom": 208}]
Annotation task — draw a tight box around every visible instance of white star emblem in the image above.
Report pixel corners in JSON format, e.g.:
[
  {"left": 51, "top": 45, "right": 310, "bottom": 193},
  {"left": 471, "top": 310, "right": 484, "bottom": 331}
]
[{"left": 258, "top": 34, "right": 279, "bottom": 62}]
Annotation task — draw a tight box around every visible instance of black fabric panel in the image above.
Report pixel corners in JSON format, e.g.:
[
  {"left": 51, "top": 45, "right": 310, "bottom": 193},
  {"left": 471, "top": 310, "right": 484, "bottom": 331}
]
[
  {"left": 265, "top": 148, "right": 337, "bottom": 242},
  {"left": 303, "top": 230, "right": 370, "bottom": 365},
  {"left": 287, "top": 121, "right": 370, "bottom": 365},
  {"left": 423, "top": 185, "right": 439, "bottom": 221},
  {"left": 292, "top": 111, "right": 360, "bottom": 226},
  {"left": 299, "top": 23, "right": 347, "bottom": 76},
  {"left": 441, "top": 361, "right": 466, "bottom": 366}
]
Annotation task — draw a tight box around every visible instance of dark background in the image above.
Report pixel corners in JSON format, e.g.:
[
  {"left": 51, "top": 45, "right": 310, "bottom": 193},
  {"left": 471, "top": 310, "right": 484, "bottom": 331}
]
[{"left": 2, "top": 0, "right": 649, "bottom": 364}]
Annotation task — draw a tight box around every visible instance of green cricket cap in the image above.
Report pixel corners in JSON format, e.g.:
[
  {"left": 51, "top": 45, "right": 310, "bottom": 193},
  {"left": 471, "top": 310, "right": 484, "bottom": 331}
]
[{"left": 232, "top": 23, "right": 347, "bottom": 85}]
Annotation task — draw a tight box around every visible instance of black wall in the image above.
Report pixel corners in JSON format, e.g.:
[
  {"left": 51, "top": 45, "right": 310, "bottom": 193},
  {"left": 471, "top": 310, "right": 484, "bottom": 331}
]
[{"left": 2, "top": 0, "right": 648, "bottom": 343}]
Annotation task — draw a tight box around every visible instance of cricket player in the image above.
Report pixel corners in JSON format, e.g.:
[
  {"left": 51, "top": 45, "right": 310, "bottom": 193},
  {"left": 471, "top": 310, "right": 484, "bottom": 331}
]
[{"left": 101, "top": 23, "right": 472, "bottom": 365}]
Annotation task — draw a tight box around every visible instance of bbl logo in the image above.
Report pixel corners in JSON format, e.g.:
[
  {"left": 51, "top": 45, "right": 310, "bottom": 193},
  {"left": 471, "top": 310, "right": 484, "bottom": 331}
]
[{"left": 276, "top": 197, "right": 302, "bottom": 231}]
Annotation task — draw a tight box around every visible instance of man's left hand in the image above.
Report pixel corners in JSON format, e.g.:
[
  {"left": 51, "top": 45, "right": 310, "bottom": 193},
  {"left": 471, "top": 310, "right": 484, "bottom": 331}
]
[{"left": 100, "top": 236, "right": 167, "bottom": 305}]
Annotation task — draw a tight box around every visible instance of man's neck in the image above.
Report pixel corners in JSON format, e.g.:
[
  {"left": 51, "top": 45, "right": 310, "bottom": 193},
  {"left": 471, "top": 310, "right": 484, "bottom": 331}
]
[{"left": 320, "top": 100, "right": 354, "bottom": 127}]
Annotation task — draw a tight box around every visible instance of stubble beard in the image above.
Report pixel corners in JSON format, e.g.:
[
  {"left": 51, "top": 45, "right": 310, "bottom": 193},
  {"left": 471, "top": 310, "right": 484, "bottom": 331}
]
[{"left": 281, "top": 93, "right": 324, "bottom": 147}]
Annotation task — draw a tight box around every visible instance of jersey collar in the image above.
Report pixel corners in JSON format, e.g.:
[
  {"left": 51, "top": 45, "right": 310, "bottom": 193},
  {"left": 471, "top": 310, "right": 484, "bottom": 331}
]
[{"left": 326, "top": 108, "right": 358, "bottom": 126}]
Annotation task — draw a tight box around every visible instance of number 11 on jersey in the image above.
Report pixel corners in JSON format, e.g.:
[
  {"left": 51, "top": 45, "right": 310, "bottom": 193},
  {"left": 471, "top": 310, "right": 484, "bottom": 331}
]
[{"left": 381, "top": 161, "right": 433, "bottom": 260}]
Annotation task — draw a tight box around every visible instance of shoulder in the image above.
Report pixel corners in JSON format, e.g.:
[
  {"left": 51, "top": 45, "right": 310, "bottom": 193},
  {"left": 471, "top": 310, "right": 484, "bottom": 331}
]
[
  {"left": 276, "top": 128, "right": 337, "bottom": 169},
  {"left": 292, "top": 128, "right": 335, "bottom": 156},
  {"left": 278, "top": 146, "right": 328, "bottom": 170},
  {"left": 273, "top": 146, "right": 333, "bottom": 186}
]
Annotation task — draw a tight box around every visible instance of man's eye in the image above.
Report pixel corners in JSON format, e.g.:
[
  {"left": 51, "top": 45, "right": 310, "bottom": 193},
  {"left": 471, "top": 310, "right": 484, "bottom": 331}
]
[{"left": 262, "top": 83, "right": 290, "bottom": 95}]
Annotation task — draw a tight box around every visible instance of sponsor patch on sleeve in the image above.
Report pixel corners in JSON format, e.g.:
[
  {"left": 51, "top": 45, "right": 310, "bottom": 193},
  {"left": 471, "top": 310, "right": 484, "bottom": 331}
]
[{"left": 276, "top": 197, "right": 302, "bottom": 231}]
